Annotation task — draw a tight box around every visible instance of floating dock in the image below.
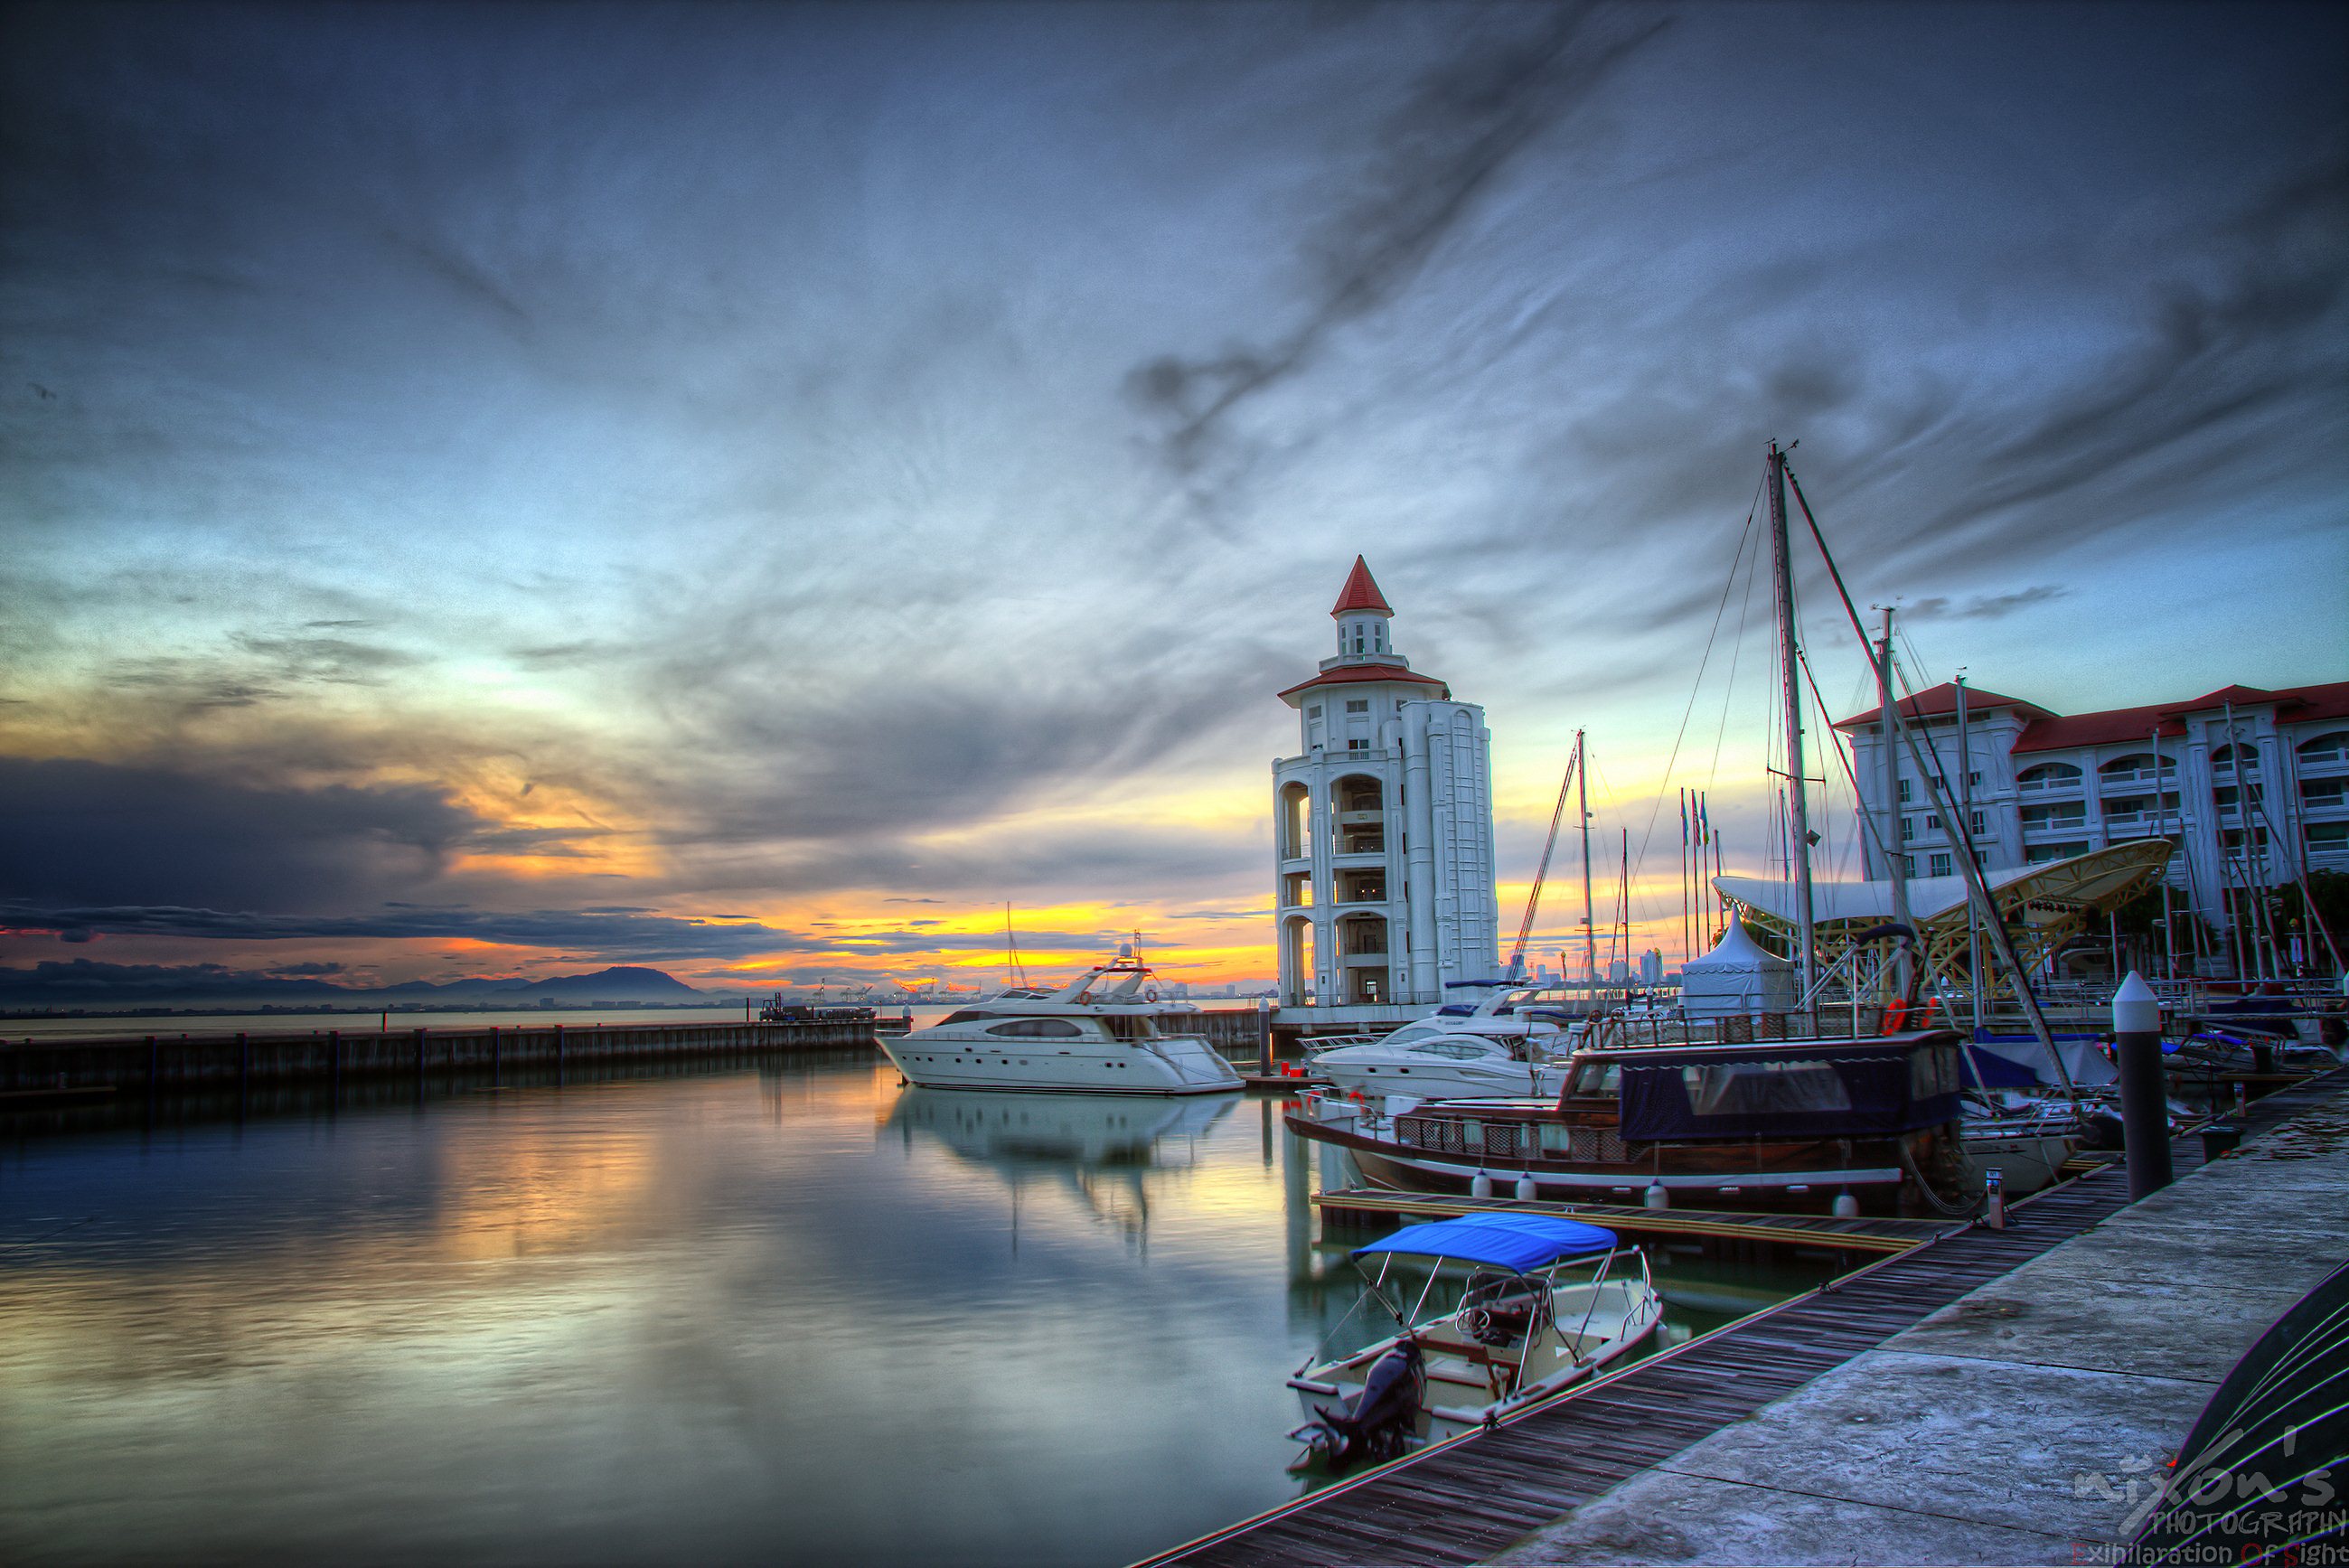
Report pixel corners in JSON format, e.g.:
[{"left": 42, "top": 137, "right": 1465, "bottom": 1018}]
[
  {"left": 1312, "top": 1188, "right": 1959, "bottom": 1254},
  {"left": 1135, "top": 1067, "right": 2347, "bottom": 1568}
]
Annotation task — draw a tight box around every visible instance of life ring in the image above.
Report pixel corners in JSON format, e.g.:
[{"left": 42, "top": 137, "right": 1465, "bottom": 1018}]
[
  {"left": 1143, "top": 985, "right": 1160, "bottom": 1002},
  {"left": 1882, "top": 1000, "right": 1909, "bottom": 1036}
]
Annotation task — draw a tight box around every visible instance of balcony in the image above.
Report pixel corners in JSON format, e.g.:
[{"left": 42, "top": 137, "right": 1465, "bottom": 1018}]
[
  {"left": 2016, "top": 772, "right": 2084, "bottom": 795},
  {"left": 2097, "top": 767, "right": 2175, "bottom": 789},
  {"left": 2021, "top": 811, "right": 2087, "bottom": 834}
]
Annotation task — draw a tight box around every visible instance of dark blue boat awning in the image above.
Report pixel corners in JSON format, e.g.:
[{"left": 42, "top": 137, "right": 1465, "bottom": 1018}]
[{"left": 1352, "top": 1212, "right": 1618, "bottom": 1272}]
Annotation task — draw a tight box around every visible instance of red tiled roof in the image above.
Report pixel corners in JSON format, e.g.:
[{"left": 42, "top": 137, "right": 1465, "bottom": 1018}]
[
  {"left": 2281, "top": 681, "right": 2349, "bottom": 723},
  {"left": 2011, "top": 680, "right": 2349, "bottom": 753},
  {"left": 1330, "top": 556, "right": 1393, "bottom": 618},
  {"left": 1278, "top": 662, "right": 1448, "bottom": 702},
  {"left": 1835, "top": 681, "right": 2048, "bottom": 730},
  {"left": 2015, "top": 704, "right": 2186, "bottom": 754}
]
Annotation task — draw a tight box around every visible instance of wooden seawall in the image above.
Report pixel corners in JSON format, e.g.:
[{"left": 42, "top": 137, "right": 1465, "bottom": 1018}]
[{"left": 0, "top": 1019, "right": 876, "bottom": 1096}]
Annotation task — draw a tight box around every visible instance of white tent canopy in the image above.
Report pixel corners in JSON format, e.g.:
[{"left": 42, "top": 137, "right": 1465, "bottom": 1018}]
[{"left": 1679, "top": 911, "right": 1799, "bottom": 1017}]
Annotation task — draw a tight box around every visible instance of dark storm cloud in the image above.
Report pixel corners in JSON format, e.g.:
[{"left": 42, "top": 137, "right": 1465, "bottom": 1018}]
[
  {"left": 0, "top": 757, "right": 485, "bottom": 910},
  {"left": 1127, "top": 2, "right": 1666, "bottom": 471}
]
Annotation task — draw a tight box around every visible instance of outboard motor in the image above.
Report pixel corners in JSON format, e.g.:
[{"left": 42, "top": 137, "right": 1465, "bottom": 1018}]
[{"left": 1295, "top": 1339, "right": 1423, "bottom": 1473}]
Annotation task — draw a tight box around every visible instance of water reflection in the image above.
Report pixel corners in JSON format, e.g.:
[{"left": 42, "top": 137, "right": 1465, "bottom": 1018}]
[{"left": 1, "top": 1061, "right": 1838, "bottom": 1566}]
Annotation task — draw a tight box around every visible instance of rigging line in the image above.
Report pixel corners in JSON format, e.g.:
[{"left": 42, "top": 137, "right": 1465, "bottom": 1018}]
[
  {"left": 1895, "top": 625, "right": 1935, "bottom": 690},
  {"left": 1707, "top": 504, "right": 1767, "bottom": 793},
  {"left": 1624, "top": 473, "right": 1766, "bottom": 892},
  {"left": 1799, "top": 644, "right": 1893, "bottom": 867}
]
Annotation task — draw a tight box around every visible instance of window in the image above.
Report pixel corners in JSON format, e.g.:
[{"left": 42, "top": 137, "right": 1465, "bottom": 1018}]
[
  {"left": 2309, "top": 822, "right": 2349, "bottom": 847},
  {"left": 1970, "top": 810, "right": 1986, "bottom": 835},
  {"left": 1345, "top": 699, "right": 1369, "bottom": 714},
  {"left": 1679, "top": 1061, "right": 1853, "bottom": 1117},
  {"left": 1898, "top": 778, "right": 1912, "bottom": 803},
  {"left": 1348, "top": 738, "right": 1368, "bottom": 752},
  {"left": 1926, "top": 814, "right": 1942, "bottom": 831},
  {"left": 1306, "top": 704, "right": 1321, "bottom": 720},
  {"left": 1968, "top": 771, "right": 1982, "bottom": 787},
  {"left": 985, "top": 1019, "right": 1084, "bottom": 1038},
  {"left": 1901, "top": 816, "right": 1915, "bottom": 841},
  {"left": 1929, "top": 852, "right": 1952, "bottom": 878},
  {"left": 1902, "top": 854, "right": 1917, "bottom": 878}
]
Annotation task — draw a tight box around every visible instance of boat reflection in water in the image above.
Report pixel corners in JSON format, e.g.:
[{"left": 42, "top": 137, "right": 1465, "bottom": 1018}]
[{"left": 884, "top": 1087, "right": 1238, "bottom": 1243}]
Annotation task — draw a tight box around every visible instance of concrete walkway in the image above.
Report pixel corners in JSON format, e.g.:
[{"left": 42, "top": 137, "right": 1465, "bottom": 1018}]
[{"left": 1490, "top": 1088, "right": 2349, "bottom": 1566}]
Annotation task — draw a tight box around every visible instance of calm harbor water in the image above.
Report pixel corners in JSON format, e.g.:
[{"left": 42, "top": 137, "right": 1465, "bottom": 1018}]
[{"left": 0, "top": 1056, "right": 1836, "bottom": 1566}]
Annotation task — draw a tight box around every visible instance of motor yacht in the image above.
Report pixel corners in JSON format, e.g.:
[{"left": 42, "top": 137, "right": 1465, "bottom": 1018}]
[
  {"left": 1310, "top": 985, "right": 1581, "bottom": 1103},
  {"left": 879, "top": 946, "right": 1242, "bottom": 1096}
]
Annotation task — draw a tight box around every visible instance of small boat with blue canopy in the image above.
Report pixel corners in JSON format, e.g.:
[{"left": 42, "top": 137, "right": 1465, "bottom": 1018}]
[{"left": 1285, "top": 1212, "right": 1662, "bottom": 1471}]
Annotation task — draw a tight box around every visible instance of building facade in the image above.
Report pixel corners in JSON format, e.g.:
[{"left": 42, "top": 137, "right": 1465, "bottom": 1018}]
[
  {"left": 1836, "top": 680, "right": 2349, "bottom": 953},
  {"left": 1273, "top": 559, "right": 1500, "bottom": 1009}
]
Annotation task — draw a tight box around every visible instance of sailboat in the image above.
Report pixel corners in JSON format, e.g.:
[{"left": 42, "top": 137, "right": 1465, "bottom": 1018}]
[{"left": 1288, "top": 445, "right": 2004, "bottom": 1215}]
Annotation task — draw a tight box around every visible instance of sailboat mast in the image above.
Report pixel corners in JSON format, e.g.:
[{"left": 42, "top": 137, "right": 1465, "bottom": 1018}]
[
  {"left": 1877, "top": 607, "right": 1913, "bottom": 998},
  {"left": 1577, "top": 728, "right": 1596, "bottom": 991},
  {"left": 1766, "top": 443, "right": 1818, "bottom": 1002}
]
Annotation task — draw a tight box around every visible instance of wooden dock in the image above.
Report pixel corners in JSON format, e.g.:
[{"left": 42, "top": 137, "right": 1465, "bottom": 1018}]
[
  {"left": 1311, "top": 1188, "right": 1958, "bottom": 1254},
  {"left": 1135, "top": 1067, "right": 2346, "bottom": 1568}
]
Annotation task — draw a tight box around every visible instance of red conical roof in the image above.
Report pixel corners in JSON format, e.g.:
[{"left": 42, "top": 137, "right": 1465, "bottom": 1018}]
[{"left": 1330, "top": 556, "right": 1393, "bottom": 617}]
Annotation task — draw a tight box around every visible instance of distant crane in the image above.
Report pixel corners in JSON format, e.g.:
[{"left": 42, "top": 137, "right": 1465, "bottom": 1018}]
[{"left": 1508, "top": 729, "right": 1592, "bottom": 983}]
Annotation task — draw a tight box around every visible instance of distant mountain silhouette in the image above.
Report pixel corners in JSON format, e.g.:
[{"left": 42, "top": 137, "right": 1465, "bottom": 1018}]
[{"left": 0, "top": 960, "right": 707, "bottom": 1009}]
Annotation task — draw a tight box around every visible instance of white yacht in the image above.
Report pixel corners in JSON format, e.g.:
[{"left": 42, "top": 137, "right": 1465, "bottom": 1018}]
[
  {"left": 879, "top": 946, "right": 1243, "bottom": 1096},
  {"left": 1311, "top": 985, "right": 1581, "bottom": 1103}
]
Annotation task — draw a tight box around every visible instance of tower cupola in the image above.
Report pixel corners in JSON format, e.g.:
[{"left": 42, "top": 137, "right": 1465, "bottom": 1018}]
[{"left": 1330, "top": 556, "right": 1395, "bottom": 664}]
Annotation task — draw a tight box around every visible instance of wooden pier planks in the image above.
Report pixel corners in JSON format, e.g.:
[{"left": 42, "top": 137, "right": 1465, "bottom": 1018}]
[{"left": 1141, "top": 1068, "right": 2344, "bottom": 1568}]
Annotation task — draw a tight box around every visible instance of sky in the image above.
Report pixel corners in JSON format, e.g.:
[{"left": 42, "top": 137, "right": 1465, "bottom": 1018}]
[{"left": 2, "top": 0, "right": 2344, "bottom": 1000}]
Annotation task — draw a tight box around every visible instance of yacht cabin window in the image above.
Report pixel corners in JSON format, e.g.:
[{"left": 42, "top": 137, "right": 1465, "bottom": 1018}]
[{"left": 983, "top": 1018, "right": 1085, "bottom": 1038}]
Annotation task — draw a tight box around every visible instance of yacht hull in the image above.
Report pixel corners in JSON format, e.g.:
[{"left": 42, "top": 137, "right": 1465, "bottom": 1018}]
[
  {"left": 880, "top": 1034, "right": 1241, "bottom": 1095},
  {"left": 1292, "top": 1112, "right": 1914, "bottom": 1209}
]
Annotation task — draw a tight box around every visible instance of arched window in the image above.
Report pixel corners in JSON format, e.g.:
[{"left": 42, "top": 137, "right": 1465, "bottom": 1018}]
[{"left": 1332, "top": 775, "right": 1385, "bottom": 815}]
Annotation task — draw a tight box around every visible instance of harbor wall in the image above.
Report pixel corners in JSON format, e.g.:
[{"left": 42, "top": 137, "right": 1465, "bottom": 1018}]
[
  {"left": 2, "top": 1008, "right": 1268, "bottom": 1094},
  {"left": 0, "top": 1019, "right": 876, "bottom": 1094}
]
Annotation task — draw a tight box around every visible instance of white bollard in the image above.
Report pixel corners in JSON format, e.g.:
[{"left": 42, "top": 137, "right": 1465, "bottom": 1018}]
[
  {"left": 1470, "top": 1171, "right": 1494, "bottom": 1200},
  {"left": 1643, "top": 1181, "right": 1669, "bottom": 1209},
  {"left": 1514, "top": 1174, "right": 1539, "bottom": 1202},
  {"left": 1831, "top": 1190, "right": 1860, "bottom": 1218}
]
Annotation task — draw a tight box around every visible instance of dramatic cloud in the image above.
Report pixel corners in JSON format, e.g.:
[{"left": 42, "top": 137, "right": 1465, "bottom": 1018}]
[{"left": 0, "top": 2, "right": 2341, "bottom": 990}]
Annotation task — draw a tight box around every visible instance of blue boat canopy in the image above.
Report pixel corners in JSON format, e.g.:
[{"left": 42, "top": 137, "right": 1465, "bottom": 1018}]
[{"left": 1352, "top": 1213, "right": 1618, "bottom": 1272}]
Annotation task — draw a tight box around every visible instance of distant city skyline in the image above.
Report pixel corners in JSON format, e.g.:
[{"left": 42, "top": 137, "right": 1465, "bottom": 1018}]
[{"left": 2, "top": 2, "right": 2343, "bottom": 997}]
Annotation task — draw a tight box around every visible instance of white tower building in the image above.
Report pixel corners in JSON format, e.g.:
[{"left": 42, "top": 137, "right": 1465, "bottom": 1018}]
[{"left": 1273, "top": 559, "right": 1500, "bottom": 1011}]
